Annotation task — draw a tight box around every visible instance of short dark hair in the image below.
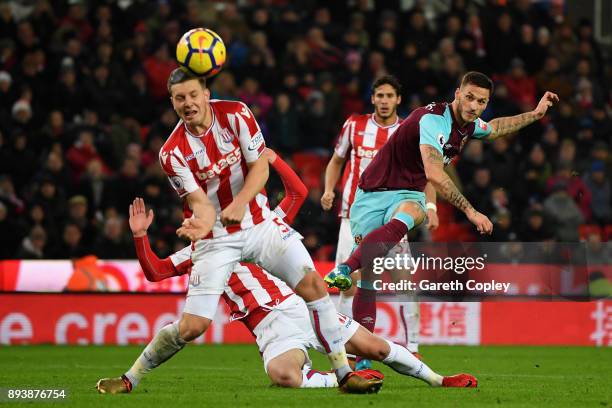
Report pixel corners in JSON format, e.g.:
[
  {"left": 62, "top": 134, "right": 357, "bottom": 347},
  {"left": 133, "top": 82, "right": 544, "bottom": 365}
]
[
  {"left": 460, "top": 71, "right": 493, "bottom": 94},
  {"left": 167, "top": 67, "right": 207, "bottom": 94},
  {"left": 371, "top": 74, "right": 402, "bottom": 96}
]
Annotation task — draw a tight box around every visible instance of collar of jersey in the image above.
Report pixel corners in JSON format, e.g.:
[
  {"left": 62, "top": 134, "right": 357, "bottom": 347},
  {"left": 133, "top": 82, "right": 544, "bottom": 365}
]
[
  {"left": 370, "top": 113, "right": 399, "bottom": 129},
  {"left": 185, "top": 103, "right": 216, "bottom": 138}
]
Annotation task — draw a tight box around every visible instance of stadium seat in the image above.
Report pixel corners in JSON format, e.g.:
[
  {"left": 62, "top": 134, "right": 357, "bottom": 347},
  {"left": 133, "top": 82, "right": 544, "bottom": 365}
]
[
  {"left": 604, "top": 225, "right": 612, "bottom": 242},
  {"left": 292, "top": 152, "right": 328, "bottom": 190},
  {"left": 578, "top": 224, "right": 603, "bottom": 241}
]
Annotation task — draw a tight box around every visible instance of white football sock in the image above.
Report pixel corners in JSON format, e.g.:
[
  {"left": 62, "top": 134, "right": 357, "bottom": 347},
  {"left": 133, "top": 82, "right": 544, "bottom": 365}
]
[
  {"left": 124, "top": 322, "right": 186, "bottom": 387},
  {"left": 399, "top": 301, "right": 420, "bottom": 353},
  {"left": 306, "top": 296, "right": 352, "bottom": 380},
  {"left": 300, "top": 367, "right": 338, "bottom": 388},
  {"left": 382, "top": 339, "right": 442, "bottom": 386},
  {"left": 337, "top": 293, "right": 354, "bottom": 317}
]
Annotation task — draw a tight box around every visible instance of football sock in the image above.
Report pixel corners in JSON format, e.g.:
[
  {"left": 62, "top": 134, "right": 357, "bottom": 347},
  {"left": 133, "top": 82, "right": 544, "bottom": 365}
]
[
  {"left": 382, "top": 339, "right": 442, "bottom": 386},
  {"left": 124, "top": 322, "right": 186, "bottom": 387},
  {"left": 399, "top": 302, "right": 420, "bottom": 353},
  {"left": 353, "top": 285, "right": 377, "bottom": 366},
  {"left": 306, "top": 296, "right": 352, "bottom": 380},
  {"left": 337, "top": 293, "right": 354, "bottom": 317},
  {"left": 300, "top": 367, "right": 338, "bottom": 388},
  {"left": 344, "top": 218, "right": 410, "bottom": 272}
]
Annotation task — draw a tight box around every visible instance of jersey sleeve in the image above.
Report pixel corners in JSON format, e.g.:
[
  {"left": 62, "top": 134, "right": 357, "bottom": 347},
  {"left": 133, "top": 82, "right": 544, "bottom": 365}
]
[
  {"left": 418, "top": 114, "right": 447, "bottom": 154},
  {"left": 169, "top": 245, "right": 194, "bottom": 276},
  {"left": 134, "top": 235, "right": 182, "bottom": 282},
  {"left": 334, "top": 116, "right": 354, "bottom": 158},
  {"left": 159, "top": 148, "right": 200, "bottom": 198},
  {"left": 271, "top": 155, "right": 307, "bottom": 224},
  {"left": 472, "top": 117, "right": 493, "bottom": 139},
  {"left": 233, "top": 102, "right": 265, "bottom": 163}
]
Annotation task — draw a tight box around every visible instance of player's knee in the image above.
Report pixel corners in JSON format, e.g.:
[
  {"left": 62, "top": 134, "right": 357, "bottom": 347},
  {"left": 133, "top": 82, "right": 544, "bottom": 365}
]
[
  {"left": 268, "top": 365, "right": 302, "bottom": 388},
  {"left": 294, "top": 271, "right": 327, "bottom": 301},
  {"left": 394, "top": 202, "right": 425, "bottom": 226},
  {"left": 364, "top": 338, "right": 390, "bottom": 361},
  {"left": 178, "top": 317, "right": 210, "bottom": 342}
]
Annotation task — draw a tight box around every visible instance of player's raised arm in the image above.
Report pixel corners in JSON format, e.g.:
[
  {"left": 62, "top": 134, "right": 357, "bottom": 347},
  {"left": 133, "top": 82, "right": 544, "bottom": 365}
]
[
  {"left": 129, "top": 197, "right": 186, "bottom": 282},
  {"left": 221, "top": 103, "right": 269, "bottom": 226},
  {"left": 420, "top": 144, "right": 492, "bottom": 235},
  {"left": 266, "top": 148, "right": 308, "bottom": 224},
  {"left": 485, "top": 91, "right": 559, "bottom": 140}
]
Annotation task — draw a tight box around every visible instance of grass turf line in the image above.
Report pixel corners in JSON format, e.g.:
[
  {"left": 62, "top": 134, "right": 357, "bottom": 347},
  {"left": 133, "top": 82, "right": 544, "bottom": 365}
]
[{"left": 0, "top": 345, "right": 610, "bottom": 408}]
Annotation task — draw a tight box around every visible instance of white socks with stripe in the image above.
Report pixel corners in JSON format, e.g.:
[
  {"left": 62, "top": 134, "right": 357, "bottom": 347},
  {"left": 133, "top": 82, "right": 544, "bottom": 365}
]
[
  {"left": 399, "top": 301, "right": 420, "bottom": 353},
  {"left": 306, "top": 295, "right": 352, "bottom": 380},
  {"left": 382, "top": 339, "right": 443, "bottom": 386},
  {"left": 124, "top": 322, "right": 187, "bottom": 387},
  {"left": 300, "top": 366, "right": 338, "bottom": 388},
  {"left": 336, "top": 293, "right": 354, "bottom": 317}
]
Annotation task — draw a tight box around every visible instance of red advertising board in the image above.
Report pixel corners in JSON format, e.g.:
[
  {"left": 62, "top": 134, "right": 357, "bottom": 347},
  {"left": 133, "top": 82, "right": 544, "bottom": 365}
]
[{"left": 1, "top": 293, "right": 609, "bottom": 347}]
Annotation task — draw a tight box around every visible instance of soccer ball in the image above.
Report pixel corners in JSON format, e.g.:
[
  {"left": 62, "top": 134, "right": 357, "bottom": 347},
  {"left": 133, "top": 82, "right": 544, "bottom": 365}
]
[{"left": 176, "top": 28, "right": 226, "bottom": 77}]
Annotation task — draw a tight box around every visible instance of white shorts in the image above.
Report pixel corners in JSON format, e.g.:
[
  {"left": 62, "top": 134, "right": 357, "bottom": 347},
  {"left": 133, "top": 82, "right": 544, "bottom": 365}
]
[
  {"left": 185, "top": 215, "right": 314, "bottom": 318},
  {"left": 254, "top": 296, "right": 360, "bottom": 373},
  {"left": 335, "top": 217, "right": 410, "bottom": 266},
  {"left": 335, "top": 217, "right": 353, "bottom": 266}
]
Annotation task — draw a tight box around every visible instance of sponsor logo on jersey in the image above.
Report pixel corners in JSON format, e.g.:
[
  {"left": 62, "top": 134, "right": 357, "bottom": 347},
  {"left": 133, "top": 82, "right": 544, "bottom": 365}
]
[
  {"left": 195, "top": 147, "right": 242, "bottom": 181},
  {"left": 356, "top": 145, "right": 379, "bottom": 159},
  {"left": 248, "top": 133, "right": 264, "bottom": 151}
]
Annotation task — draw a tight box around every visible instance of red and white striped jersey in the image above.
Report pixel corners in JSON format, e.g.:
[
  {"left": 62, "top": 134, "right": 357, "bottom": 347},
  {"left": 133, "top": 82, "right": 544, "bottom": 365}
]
[
  {"left": 335, "top": 113, "right": 401, "bottom": 218},
  {"left": 169, "top": 246, "right": 294, "bottom": 333},
  {"left": 159, "top": 99, "right": 269, "bottom": 239}
]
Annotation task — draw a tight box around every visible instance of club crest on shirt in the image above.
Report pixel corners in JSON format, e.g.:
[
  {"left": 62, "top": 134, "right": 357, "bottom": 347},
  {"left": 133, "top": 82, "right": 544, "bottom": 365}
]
[
  {"left": 170, "top": 176, "right": 184, "bottom": 190},
  {"left": 354, "top": 234, "right": 363, "bottom": 245},
  {"left": 219, "top": 127, "right": 234, "bottom": 143}
]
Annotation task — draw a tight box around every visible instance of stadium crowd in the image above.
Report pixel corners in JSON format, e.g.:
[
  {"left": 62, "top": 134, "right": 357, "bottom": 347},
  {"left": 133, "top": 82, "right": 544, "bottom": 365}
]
[{"left": 0, "top": 0, "right": 610, "bottom": 261}]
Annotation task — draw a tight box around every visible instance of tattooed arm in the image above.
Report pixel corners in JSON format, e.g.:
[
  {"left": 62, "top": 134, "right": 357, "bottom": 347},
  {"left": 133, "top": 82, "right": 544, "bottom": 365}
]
[
  {"left": 420, "top": 144, "right": 493, "bottom": 234},
  {"left": 487, "top": 91, "right": 559, "bottom": 140}
]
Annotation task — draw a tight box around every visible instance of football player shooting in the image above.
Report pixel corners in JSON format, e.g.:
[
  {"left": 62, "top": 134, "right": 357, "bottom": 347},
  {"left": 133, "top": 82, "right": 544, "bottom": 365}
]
[
  {"left": 321, "top": 75, "right": 436, "bottom": 368},
  {"left": 324, "top": 73, "right": 558, "bottom": 368},
  {"left": 97, "top": 150, "right": 477, "bottom": 392}
]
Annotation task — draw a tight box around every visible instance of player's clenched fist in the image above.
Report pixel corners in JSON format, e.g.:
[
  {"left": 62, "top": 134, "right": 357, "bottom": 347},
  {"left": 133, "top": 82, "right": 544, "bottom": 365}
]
[
  {"left": 220, "top": 201, "right": 247, "bottom": 226},
  {"left": 321, "top": 191, "right": 335, "bottom": 211}
]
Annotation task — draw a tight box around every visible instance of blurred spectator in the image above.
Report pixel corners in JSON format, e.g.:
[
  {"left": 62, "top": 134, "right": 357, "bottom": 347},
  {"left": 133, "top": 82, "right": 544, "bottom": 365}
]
[
  {"left": 518, "top": 208, "right": 554, "bottom": 242},
  {"left": 582, "top": 161, "right": 610, "bottom": 225},
  {"left": 17, "top": 225, "right": 47, "bottom": 259},
  {"left": 545, "top": 161, "right": 592, "bottom": 221},
  {"left": 268, "top": 93, "right": 300, "bottom": 153},
  {"left": 65, "top": 195, "right": 97, "bottom": 248},
  {"left": 0, "top": 201, "right": 23, "bottom": 258},
  {"left": 51, "top": 222, "right": 89, "bottom": 259},
  {"left": 94, "top": 216, "right": 132, "bottom": 259},
  {"left": 543, "top": 184, "right": 584, "bottom": 242}
]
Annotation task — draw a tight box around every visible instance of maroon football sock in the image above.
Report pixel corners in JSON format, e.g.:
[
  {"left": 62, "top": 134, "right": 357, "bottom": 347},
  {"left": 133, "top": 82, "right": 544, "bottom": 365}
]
[
  {"left": 353, "top": 287, "right": 377, "bottom": 364},
  {"left": 344, "top": 219, "right": 409, "bottom": 272}
]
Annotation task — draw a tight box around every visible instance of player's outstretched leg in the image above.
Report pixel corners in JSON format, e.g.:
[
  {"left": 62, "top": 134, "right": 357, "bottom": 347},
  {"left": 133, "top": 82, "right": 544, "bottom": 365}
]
[
  {"left": 96, "top": 317, "right": 205, "bottom": 394},
  {"left": 346, "top": 326, "right": 478, "bottom": 388}
]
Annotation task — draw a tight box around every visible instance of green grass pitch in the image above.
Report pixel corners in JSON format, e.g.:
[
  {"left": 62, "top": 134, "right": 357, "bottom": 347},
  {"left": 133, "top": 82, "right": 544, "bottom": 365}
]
[{"left": 0, "top": 345, "right": 610, "bottom": 407}]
